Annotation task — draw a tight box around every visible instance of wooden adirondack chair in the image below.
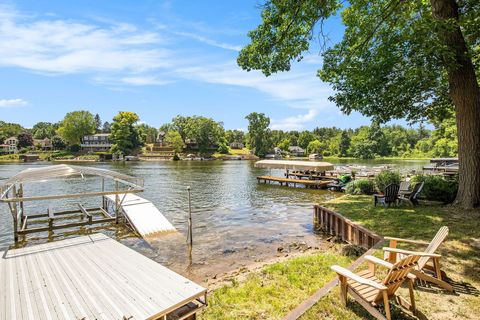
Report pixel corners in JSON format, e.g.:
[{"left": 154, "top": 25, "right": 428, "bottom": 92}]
[
  {"left": 374, "top": 183, "right": 400, "bottom": 207},
  {"left": 331, "top": 253, "right": 436, "bottom": 320},
  {"left": 398, "top": 181, "right": 410, "bottom": 196},
  {"left": 383, "top": 226, "right": 453, "bottom": 291},
  {"left": 398, "top": 181, "right": 424, "bottom": 206}
]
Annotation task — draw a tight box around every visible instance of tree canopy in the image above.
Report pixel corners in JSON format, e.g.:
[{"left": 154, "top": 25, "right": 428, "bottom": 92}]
[
  {"left": 57, "top": 111, "right": 97, "bottom": 145},
  {"left": 245, "top": 112, "right": 272, "bottom": 157},
  {"left": 239, "top": 0, "right": 480, "bottom": 207},
  {"left": 110, "top": 111, "right": 145, "bottom": 155}
]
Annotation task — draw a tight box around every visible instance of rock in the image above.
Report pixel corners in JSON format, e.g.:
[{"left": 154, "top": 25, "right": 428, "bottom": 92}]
[{"left": 342, "top": 244, "right": 367, "bottom": 257}]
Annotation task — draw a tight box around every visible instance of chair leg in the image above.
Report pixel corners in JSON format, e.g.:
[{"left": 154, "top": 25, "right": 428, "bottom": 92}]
[
  {"left": 383, "top": 291, "right": 391, "bottom": 320},
  {"left": 408, "top": 279, "right": 416, "bottom": 313},
  {"left": 339, "top": 275, "right": 348, "bottom": 306}
]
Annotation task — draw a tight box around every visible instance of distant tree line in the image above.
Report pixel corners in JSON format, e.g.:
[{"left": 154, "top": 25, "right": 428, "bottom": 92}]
[{"left": 1, "top": 110, "right": 457, "bottom": 159}]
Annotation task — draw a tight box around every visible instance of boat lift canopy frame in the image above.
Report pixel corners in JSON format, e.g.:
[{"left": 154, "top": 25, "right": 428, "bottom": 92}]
[{"left": 0, "top": 164, "right": 144, "bottom": 242}]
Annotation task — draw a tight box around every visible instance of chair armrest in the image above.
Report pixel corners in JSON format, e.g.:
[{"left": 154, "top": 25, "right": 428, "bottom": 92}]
[
  {"left": 382, "top": 247, "right": 441, "bottom": 258},
  {"left": 383, "top": 236, "right": 430, "bottom": 245},
  {"left": 364, "top": 255, "right": 393, "bottom": 269},
  {"left": 331, "top": 265, "right": 387, "bottom": 290}
]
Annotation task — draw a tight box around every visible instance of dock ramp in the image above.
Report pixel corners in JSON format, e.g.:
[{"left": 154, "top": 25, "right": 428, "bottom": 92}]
[{"left": 105, "top": 194, "right": 176, "bottom": 237}]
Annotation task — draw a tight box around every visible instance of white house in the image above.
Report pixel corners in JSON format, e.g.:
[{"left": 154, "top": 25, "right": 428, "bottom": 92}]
[{"left": 3, "top": 136, "right": 18, "bottom": 153}]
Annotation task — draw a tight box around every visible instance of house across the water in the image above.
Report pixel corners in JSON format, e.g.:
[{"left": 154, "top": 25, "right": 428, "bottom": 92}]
[{"left": 81, "top": 133, "right": 113, "bottom": 151}]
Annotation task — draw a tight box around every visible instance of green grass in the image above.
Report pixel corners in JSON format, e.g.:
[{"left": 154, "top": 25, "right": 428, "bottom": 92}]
[
  {"left": 200, "top": 195, "right": 480, "bottom": 320},
  {"left": 302, "top": 196, "right": 480, "bottom": 320},
  {"left": 199, "top": 253, "right": 353, "bottom": 320}
]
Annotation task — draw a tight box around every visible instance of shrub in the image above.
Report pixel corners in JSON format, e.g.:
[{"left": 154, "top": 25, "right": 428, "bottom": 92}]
[
  {"left": 375, "top": 170, "right": 401, "bottom": 192},
  {"left": 68, "top": 144, "right": 81, "bottom": 152},
  {"left": 410, "top": 174, "right": 458, "bottom": 203},
  {"left": 345, "top": 179, "right": 375, "bottom": 195}
]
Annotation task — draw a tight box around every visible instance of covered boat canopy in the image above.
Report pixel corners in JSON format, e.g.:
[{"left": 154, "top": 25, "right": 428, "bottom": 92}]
[
  {"left": 255, "top": 160, "right": 334, "bottom": 171},
  {"left": 1, "top": 164, "right": 144, "bottom": 202}
]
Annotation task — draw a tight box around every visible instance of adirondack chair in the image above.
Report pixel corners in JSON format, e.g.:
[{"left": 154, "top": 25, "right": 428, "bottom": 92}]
[
  {"left": 398, "top": 181, "right": 410, "bottom": 196},
  {"left": 383, "top": 226, "right": 453, "bottom": 291},
  {"left": 374, "top": 183, "right": 400, "bottom": 207},
  {"left": 331, "top": 253, "right": 437, "bottom": 320},
  {"left": 398, "top": 181, "right": 424, "bottom": 206}
]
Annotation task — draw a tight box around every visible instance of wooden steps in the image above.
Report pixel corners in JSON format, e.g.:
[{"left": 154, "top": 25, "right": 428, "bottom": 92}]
[{"left": 105, "top": 194, "right": 176, "bottom": 238}]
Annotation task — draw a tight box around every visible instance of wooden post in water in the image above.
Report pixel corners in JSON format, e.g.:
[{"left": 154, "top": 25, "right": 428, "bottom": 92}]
[{"left": 187, "top": 186, "right": 193, "bottom": 248}]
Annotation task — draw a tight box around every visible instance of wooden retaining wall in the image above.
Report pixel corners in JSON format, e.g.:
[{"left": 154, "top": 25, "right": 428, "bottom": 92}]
[
  {"left": 313, "top": 205, "right": 382, "bottom": 248},
  {"left": 282, "top": 206, "right": 384, "bottom": 320}
]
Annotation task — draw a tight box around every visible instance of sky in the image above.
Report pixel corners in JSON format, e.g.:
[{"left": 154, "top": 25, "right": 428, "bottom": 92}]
[{"left": 0, "top": 0, "right": 407, "bottom": 131}]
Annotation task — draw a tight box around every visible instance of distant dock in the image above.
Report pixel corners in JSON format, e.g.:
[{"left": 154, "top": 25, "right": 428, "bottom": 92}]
[{"left": 257, "top": 175, "right": 331, "bottom": 189}]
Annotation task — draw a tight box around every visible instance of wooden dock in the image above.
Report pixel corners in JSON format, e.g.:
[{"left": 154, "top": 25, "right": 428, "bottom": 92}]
[
  {"left": 256, "top": 175, "right": 331, "bottom": 189},
  {"left": 105, "top": 194, "right": 176, "bottom": 237},
  {"left": 0, "top": 233, "right": 206, "bottom": 320}
]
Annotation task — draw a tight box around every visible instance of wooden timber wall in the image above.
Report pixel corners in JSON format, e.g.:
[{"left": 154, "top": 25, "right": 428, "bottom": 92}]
[{"left": 313, "top": 205, "right": 382, "bottom": 249}]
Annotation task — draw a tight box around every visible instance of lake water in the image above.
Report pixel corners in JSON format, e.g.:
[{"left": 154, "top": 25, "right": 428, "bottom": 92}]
[{"left": 0, "top": 159, "right": 428, "bottom": 281}]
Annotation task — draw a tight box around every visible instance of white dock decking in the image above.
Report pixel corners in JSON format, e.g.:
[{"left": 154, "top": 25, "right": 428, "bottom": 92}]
[
  {"left": 0, "top": 233, "right": 206, "bottom": 320},
  {"left": 105, "top": 194, "right": 176, "bottom": 237}
]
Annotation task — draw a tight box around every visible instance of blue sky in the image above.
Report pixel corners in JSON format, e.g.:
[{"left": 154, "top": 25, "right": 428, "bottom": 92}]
[{"left": 0, "top": 0, "right": 399, "bottom": 130}]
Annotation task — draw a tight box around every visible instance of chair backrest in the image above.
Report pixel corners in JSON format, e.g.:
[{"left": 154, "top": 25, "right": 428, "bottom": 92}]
[
  {"left": 409, "top": 182, "right": 424, "bottom": 200},
  {"left": 384, "top": 183, "right": 400, "bottom": 203},
  {"left": 418, "top": 226, "right": 449, "bottom": 268},
  {"left": 399, "top": 181, "right": 410, "bottom": 193},
  {"left": 381, "top": 255, "right": 422, "bottom": 299}
]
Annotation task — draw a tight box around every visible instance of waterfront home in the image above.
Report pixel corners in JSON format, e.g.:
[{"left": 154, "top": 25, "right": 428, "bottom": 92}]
[
  {"left": 81, "top": 133, "right": 112, "bottom": 151},
  {"left": 229, "top": 141, "right": 244, "bottom": 149},
  {"left": 288, "top": 145, "right": 305, "bottom": 157},
  {"left": 33, "top": 138, "right": 53, "bottom": 150},
  {"left": 3, "top": 136, "right": 18, "bottom": 153}
]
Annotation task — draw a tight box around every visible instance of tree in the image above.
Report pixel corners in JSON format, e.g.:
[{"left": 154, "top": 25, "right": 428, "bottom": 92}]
[
  {"left": 164, "top": 131, "right": 185, "bottom": 153},
  {"left": 184, "top": 116, "right": 225, "bottom": 154},
  {"left": 57, "top": 111, "right": 96, "bottom": 145},
  {"left": 338, "top": 131, "right": 351, "bottom": 157},
  {"left": 94, "top": 114, "right": 102, "bottom": 133},
  {"left": 0, "top": 121, "right": 24, "bottom": 142},
  {"left": 298, "top": 131, "right": 315, "bottom": 149},
  {"left": 277, "top": 138, "right": 291, "bottom": 152},
  {"left": 225, "top": 129, "right": 245, "bottom": 144},
  {"left": 245, "top": 112, "right": 272, "bottom": 157},
  {"left": 102, "top": 121, "right": 111, "bottom": 133},
  {"left": 51, "top": 135, "right": 67, "bottom": 150},
  {"left": 137, "top": 123, "right": 158, "bottom": 144},
  {"left": 32, "top": 122, "right": 57, "bottom": 139},
  {"left": 306, "top": 140, "right": 324, "bottom": 155},
  {"left": 238, "top": 0, "right": 480, "bottom": 208},
  {"left": 110, "top": 112, "right": 145, "bottom": 155},
  {"left": 17, "top": 132, "right": 34, "bottom": 149}
]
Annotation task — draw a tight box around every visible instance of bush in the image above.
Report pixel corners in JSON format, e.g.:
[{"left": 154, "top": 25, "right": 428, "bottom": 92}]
[
  {"left": 68, "top": 144, "right": 81, "bottom": 152},
  {"left": 345, "top": 179, "right": 375, "bottom": 195},
  {"left": 375, "top": 170, "right": 401, "bottom": 192},
  {"left": 410, "top": 174, "right": 458, "bottom": 203}
]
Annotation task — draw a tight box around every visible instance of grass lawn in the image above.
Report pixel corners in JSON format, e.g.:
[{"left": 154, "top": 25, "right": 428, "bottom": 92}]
[{"left": 200, "top": 195, "right": 480, "bottom": 320}]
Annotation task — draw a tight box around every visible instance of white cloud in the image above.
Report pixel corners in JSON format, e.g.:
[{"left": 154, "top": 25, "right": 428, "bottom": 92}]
[
  {"left": 0, "top": 6, "right": 173, "bottom": 77},
  {"left": 0, "top": 98, "right": 28, "bottom": 108},
  {"left": 170, "top": 30, "right": 242, "bottom": 51},
  {"left": 270, "top": 109, "right": 318, "bottom": 130}
]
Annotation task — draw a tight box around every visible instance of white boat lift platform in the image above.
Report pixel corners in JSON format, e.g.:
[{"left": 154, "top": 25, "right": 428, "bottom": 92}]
[
  {"left": 0, "top": 233, "right": 206, "bottom": 320},
  {"left": 105, "top": 194, "right": 176, "bottom": 237}
]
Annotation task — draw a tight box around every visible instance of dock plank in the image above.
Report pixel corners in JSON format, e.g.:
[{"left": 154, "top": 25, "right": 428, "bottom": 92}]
[
  {"left": 257, "top": 175, "right": 331, "bottom": 188},
  {"left": 0, "top": 233, "right": 206, "bottom": 320}
]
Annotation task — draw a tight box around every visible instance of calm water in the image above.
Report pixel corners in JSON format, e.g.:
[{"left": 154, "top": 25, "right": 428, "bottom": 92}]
[{"left": 0, "top": 159, "right": 427, "bottom": 280}]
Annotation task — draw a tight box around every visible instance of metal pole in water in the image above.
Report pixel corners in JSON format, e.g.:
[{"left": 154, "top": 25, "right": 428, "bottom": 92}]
[{"left": 187, "top": 186, "right": 193, "bottom": 247}]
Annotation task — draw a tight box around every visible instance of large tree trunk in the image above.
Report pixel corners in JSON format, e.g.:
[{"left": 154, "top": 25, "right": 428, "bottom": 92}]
[{"left": 430, "top": 0, "right": 480, "bottom": 208}]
